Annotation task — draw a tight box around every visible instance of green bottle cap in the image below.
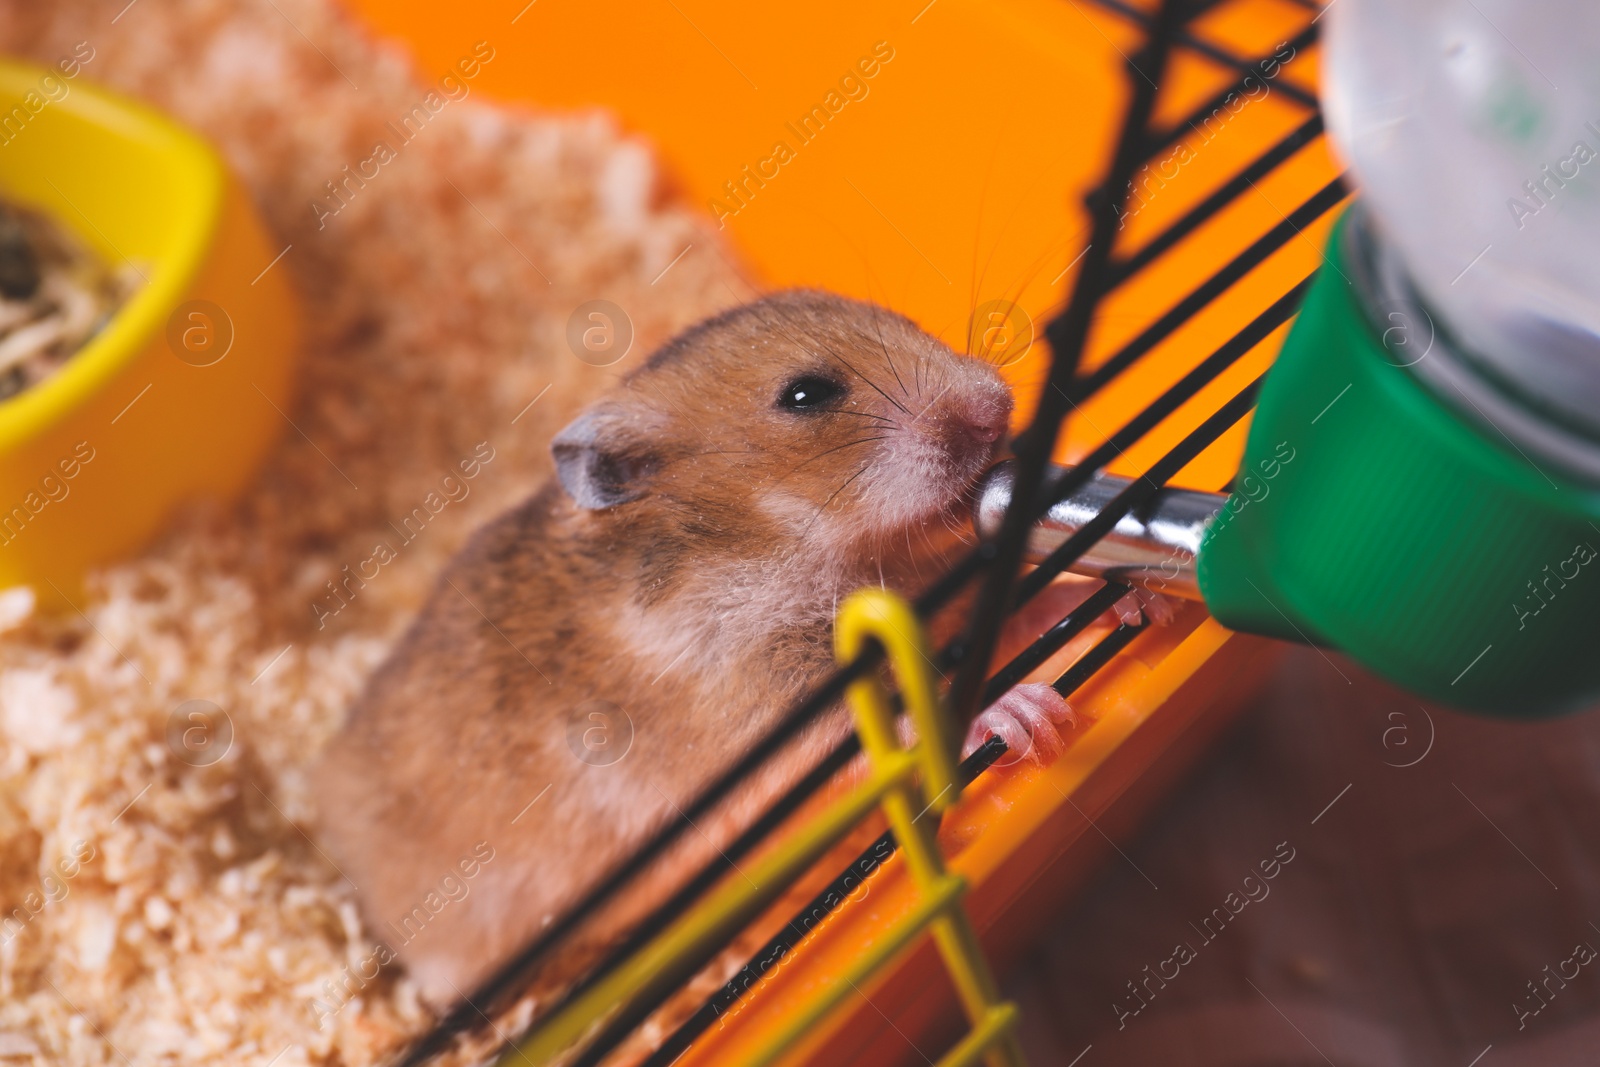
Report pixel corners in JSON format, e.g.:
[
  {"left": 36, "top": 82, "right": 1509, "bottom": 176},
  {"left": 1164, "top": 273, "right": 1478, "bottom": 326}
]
[{"left": 1198, "top": 209, "right": 1600, "bottom": 717}]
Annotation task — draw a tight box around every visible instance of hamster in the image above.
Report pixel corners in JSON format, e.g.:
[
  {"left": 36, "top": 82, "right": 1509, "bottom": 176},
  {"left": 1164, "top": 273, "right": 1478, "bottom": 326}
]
[{"left": 312, "top": 289, "right": 1082, "bottom": 1007}]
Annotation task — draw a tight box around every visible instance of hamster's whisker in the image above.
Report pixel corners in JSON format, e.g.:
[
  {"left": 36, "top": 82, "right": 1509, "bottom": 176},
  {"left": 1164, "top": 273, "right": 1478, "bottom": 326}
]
[
  {"left": 744, "top": 297, "right": 911, "bottom": 415},
  {"left": 977, "top": 332, "right": 1004, "bottom": 366},
  {"left": 976, "top": 238, "right": 1065, "bottom": 368},
  {"left": 904, "top": 527, "right": 927, "bottom": 585},
  {"left": 815, "top": 463, "right": 871, "bottom": 517},
  {"left": 911, "top": 378, "right": 960, "bottom": 422},
  {"left": 684, "top": 447, "right": 766, "bottom": 459},
  {"left": 825, "top": 350, "right": 913, "bottom": 417},
  {"left": 740, "top": 294, "right": 837, "bottom": 362},
  {"left": 969, "top": 143, "right": 1042, "bottom": 337},
  {"left": 865, "top": 310, "right": 911, "bottom": 401},
  {"left": 784, "top": 436, "right": 889, "bottom": 476},
  {"left": 939, "top": 510, "right": 976, "bottom": 546},
  {"left": 797, "top": 462, "right": 872, "bottom": 541},
  {"left": 968, "top": 197, "right": 1086, "bottom": 366},
  {"left": 831, "top": 410, "right": 895, "bottom": 426}
]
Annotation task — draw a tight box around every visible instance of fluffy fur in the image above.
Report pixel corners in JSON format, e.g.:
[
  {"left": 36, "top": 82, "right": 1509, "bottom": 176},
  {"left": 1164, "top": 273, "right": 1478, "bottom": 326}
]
[{"left": 313, "top": 290, "right": 1016, "bottom": 1003}]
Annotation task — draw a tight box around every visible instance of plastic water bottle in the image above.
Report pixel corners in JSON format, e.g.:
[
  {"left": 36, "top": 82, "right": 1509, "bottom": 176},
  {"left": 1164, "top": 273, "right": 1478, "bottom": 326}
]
[
  {"left": 1195, "top": 0, "right": 1600, "bottom": 715},
  {"left": 1323, "top": 0, "right": 1600, "bottom": 475}
]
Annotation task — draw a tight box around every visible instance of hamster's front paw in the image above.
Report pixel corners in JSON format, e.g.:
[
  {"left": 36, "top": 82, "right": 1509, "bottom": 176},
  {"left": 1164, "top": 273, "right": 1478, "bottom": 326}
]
[
  {"left": 1113, "top": 587, "right": 1176, "bottom": 627},
  {"left": 960, "top": 682, "right": 1076, "bottom": 765}
]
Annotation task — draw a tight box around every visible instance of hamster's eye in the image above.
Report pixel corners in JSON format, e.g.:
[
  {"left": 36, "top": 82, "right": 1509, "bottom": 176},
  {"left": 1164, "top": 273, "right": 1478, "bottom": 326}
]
[{"left": 778, "top": 375, "right": 847, "bottom": 411}]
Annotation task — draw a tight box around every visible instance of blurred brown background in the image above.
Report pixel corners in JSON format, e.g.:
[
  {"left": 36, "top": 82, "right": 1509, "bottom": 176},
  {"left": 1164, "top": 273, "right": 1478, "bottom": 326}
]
[{"left": 1010, "top": 646, "right": 1600, "bottom": 1066}]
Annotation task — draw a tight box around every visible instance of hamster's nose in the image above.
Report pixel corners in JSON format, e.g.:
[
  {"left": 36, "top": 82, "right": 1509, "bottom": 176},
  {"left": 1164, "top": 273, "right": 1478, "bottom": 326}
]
[
  {"left": 952, "top": 395, "right": 1010, "bottom": 447},
  {"left": 962, "top": 416, "right": 1004, "bottom": 444}
]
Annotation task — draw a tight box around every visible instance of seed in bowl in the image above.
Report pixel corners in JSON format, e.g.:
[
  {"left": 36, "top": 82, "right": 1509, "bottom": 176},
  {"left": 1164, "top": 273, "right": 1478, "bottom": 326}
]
[{"left": 0, "top": 200, "right": 140, "bottom": 401}]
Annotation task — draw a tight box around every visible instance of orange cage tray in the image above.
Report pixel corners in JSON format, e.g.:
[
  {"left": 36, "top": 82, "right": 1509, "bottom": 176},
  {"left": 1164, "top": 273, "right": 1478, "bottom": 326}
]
[{"left": 339, "top": 0, "right": 1339, "bottom": 1061}]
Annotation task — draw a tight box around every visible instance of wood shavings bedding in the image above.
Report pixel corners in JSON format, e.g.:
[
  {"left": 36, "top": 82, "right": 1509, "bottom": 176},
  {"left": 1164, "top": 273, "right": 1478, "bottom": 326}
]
[{"left": 0, "top": 1, "right": 749, "bottom": 1063}]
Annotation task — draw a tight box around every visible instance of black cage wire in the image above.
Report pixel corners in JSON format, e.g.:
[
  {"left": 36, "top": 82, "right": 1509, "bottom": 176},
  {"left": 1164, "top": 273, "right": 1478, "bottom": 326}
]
[{"left": 393, "top": 0, "right": 1349, "bottom": 1062}]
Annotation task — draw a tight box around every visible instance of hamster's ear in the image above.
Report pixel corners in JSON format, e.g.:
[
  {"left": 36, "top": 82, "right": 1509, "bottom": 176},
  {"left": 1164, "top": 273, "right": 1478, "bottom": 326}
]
[{"left": 551, "top": 409, "right": 657, "bottom": 509}]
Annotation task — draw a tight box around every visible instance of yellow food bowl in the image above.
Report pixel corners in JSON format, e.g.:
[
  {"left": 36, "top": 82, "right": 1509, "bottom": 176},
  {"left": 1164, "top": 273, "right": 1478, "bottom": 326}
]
[{"left": 0, "top": 57, "right": 298, "bottom": 608}]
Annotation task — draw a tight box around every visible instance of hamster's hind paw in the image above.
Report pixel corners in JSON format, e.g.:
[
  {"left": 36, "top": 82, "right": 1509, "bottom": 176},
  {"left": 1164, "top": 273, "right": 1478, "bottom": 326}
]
[{"left": 960, "top": 682, "right": 1076, "bottom": 765}]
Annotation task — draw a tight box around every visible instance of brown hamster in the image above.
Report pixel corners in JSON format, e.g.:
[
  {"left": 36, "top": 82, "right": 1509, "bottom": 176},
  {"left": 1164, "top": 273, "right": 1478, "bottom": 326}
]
[{"left": 312, "top": 289, "right": 1077, "bottom": 1007}]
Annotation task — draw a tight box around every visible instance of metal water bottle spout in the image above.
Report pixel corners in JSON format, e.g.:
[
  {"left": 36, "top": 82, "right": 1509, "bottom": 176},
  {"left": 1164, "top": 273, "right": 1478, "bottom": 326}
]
[{"left": 971, "top": 461, "right": 1222, "bottom": 601}]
